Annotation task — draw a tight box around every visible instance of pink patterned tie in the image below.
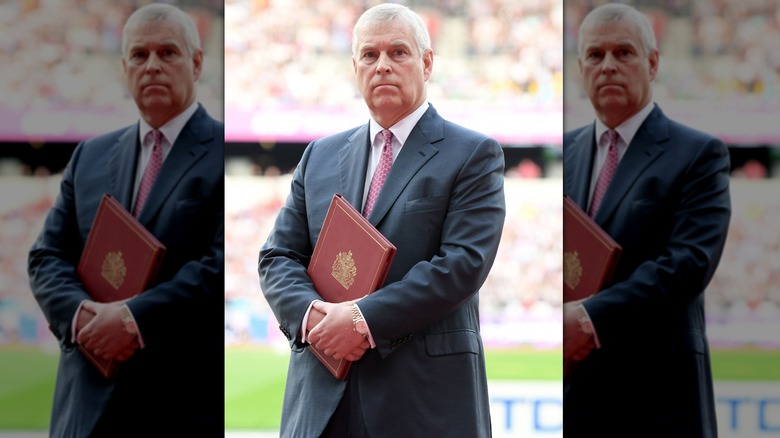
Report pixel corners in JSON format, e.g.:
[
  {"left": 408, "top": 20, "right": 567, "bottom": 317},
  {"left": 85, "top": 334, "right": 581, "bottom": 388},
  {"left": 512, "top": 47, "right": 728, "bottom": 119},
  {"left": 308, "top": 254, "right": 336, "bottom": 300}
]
[
  {"left": 589, "top": 129, "right": 619, "bottom": 217},
  {"left": 134, "top": 129, "right": 164, "bottom": 217},
  {"left": 363, "top": 129, "right": 394, "bottom": 218}
]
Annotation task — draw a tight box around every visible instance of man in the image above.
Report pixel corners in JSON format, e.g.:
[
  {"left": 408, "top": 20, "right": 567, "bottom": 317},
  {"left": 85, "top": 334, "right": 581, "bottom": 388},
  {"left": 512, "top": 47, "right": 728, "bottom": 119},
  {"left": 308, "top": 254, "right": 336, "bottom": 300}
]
[
  {"left": 28, "top": 4, "right": 223, "bottom": 437},
  {"left": 259, "top": 3, "right": 505, "bottom": 437},
  {"left": 563, "top": 3, "right": 730, "bottom": 436}
]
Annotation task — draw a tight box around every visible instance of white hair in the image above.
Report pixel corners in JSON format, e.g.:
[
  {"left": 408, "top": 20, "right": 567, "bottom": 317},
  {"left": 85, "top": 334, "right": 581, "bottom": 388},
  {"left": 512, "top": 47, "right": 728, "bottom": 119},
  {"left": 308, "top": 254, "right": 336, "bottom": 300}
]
[
  {"left": 578, "top": 3, "right": 657, "bottom": 56},
  {"left": 352, "top": 3, "right": 431, "bottom": 58},
  {"left": 122, "top": 3, "right": 201, "bottom": 56}
]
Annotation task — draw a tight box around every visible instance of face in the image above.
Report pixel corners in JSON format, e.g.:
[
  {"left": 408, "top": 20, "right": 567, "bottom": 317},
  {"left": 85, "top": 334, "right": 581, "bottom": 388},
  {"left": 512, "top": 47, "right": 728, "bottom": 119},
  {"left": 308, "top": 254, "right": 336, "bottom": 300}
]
[
  {"left": 353, "top": 19, "right": 433, "bottom": 128},
  {"left": 578, "top": 19, "right": 658, "bottom": 127},
  {"left": 122, "top": 20, "right": 202, "bottom": 127}
]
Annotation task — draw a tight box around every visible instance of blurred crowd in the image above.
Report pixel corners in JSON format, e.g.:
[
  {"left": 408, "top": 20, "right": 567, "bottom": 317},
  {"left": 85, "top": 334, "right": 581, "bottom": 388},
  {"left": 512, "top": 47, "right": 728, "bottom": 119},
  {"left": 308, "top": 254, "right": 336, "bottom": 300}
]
[
  {"left": 564, "top": 0, "right": 780, "bottom": 103},
  {"left": 0, "top": 0, "right": 222, "bottom": 114},
  {"left": 225, "top": 0, "right": 563, "bottom": 112}
]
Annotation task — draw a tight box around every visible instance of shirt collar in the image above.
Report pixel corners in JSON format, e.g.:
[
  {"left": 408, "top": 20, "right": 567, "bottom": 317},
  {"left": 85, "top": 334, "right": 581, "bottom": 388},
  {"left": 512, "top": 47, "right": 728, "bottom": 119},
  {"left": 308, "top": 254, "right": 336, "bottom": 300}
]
[
  {"left": 369, "top": 101, "right": 430, "bottom": 147},
  {"left": 595, "top": 101, "right": 655, "bottom": 147},
  {"left": 138, "top": 101, "right": 200, "bottom": 147}
]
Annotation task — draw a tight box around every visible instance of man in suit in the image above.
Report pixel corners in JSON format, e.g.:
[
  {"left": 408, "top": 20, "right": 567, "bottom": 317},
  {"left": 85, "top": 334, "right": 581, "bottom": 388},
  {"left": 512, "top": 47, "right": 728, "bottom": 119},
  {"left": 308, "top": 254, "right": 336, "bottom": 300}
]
[
  {"left": 563, "top": 3, "right": 730, "bottom": 436},
  {"left": 27, "top": 4, "right": 223, "bottom": 437},
  {"left": 259, "top": 3, "right": 505, "bottom": 437}
]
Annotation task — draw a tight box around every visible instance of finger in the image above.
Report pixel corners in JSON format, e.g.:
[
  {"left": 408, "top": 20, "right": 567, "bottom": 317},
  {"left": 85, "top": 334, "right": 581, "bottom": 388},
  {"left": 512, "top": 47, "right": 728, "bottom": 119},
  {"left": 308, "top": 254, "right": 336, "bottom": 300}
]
[{"left": 312, "top": 301, "right": 329, "bottom": 313}]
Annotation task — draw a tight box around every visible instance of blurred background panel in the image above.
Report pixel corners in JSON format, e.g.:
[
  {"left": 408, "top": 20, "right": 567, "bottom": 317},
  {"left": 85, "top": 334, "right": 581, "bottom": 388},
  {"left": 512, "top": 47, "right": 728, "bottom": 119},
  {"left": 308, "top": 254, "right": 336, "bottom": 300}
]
[
  {"left": 566, "top": 1, "right": 780, "bottom": 437},
  {"left": 224, "top": 0, "right": 564, "bottom": 436},
  {"left": 0, "top": 0, "right": 223, "bottom": 434}
]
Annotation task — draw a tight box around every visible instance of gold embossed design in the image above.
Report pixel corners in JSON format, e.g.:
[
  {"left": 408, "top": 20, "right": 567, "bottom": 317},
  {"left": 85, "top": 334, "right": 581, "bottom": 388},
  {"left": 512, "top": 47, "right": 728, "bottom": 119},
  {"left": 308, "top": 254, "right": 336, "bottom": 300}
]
[
  {"left": 563, "top": 251, "right": 582, "bottom": 290},
  {"left": 101, "top": 251, "right": 127, "bottom": 290},
  {"left": 332, "top": 251, "right": 357, "bottom": 290}
]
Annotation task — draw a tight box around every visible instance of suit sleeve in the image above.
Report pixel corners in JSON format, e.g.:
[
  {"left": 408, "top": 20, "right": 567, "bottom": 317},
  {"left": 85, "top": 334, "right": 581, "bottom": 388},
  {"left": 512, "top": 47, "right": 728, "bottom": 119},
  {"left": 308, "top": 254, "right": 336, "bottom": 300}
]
[
  {"left": 28, "top": 142, "right": 91, "bottom": 346},
  {"left": 259, "top": 141, "right": 321, "bottom": 348},
  {"left": 583, "top": 135, "right": 731, "bottom": 345}
]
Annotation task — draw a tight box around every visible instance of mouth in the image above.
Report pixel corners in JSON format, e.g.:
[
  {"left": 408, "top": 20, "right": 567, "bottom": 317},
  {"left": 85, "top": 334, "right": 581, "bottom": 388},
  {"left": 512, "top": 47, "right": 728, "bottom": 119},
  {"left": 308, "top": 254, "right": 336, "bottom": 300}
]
[{"left": 598, "top": 84, "right": 623, "bottom": 91}]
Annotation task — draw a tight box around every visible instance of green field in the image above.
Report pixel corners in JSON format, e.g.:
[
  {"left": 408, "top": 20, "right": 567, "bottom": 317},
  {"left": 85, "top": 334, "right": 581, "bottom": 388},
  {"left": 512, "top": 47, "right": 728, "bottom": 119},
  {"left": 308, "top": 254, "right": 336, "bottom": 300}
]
[{"left": 2, "top": 345, "right": 780, "bottom": 430}]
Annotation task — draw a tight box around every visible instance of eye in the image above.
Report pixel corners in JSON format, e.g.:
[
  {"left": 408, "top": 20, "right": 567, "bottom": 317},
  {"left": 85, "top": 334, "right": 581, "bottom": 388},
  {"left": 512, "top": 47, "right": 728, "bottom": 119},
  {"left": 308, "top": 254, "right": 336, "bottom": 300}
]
[
  {"left": 586, "top": 51, "right": 603, "bottom": 61},
  {"left": 130, "top": 51, "right": 147, "bottom": 61}
]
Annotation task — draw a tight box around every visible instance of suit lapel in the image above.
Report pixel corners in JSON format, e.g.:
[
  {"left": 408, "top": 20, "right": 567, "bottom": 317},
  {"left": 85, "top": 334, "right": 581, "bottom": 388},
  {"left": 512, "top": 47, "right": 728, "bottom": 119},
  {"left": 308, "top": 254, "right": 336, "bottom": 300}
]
[
  {"left": 564, "top": 123, "right": 596, "bottom": 210},
  {"left": 339, "top": 124, "right": 371, "bottom": 212},
  {"left": 109, "top": 124, "right": 141, "bottom": 211},
  {"left": 592, "top": 106, "right": 667, "bottom": 224},
  {"left": 367, "top": 105, "right": 441, "bottom": 225},
  {"left": 135, "top": 106, "right": 214, "bottom": 224}
]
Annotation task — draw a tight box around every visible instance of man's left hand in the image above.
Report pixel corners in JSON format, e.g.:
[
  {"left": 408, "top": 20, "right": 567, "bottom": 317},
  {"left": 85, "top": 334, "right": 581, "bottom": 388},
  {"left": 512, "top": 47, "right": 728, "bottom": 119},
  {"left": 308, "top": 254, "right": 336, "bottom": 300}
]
[
  {"left": 76, "top": 301, "right": 139, "bottom": 361},
  {"left": 308, "top": 301, "right": 368, "bottom": 361}
]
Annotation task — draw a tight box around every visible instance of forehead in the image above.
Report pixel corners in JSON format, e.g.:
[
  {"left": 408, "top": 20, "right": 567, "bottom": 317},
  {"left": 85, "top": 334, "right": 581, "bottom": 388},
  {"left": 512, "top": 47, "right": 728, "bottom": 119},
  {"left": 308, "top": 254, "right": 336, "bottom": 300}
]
[
  {"left": 356, "top": 20, "right": 416, "bottom": 50},
  {"left": 125, "top": 20, "right": 186, "bottom": 48},
  {"left": 580, "top": 19, "right": 643, "bottom": 51}
]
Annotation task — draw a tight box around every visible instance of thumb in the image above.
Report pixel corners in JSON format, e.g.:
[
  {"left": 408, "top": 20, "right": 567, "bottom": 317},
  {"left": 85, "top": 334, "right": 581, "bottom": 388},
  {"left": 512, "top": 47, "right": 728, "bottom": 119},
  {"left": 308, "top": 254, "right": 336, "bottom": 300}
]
[
  {"left": 312, "top": 300, "right": 330, "bottom": 313},
  {"left": 81, "top": 300, "right": 98, "bottom": 312}
]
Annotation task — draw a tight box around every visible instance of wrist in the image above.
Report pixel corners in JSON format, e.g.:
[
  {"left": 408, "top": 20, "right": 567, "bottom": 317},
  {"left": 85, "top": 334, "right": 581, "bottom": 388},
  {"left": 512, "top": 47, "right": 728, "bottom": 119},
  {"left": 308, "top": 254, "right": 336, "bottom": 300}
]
[
  {"left": 576, "top": 304, "right": 594, "bottom": 336},
  {"left": 121, "top": 304, "right": 139, "bottom": 336},
  {"left": 351, "top": 304, "right": 368, "bottom": 336}
]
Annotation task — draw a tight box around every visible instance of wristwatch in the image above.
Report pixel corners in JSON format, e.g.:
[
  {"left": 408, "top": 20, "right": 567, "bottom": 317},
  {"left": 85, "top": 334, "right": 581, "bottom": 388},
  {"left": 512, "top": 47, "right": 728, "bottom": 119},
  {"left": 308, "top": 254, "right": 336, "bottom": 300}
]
[
  {"left": 351, "top": 304, "right": 369, "bottom": 336},
  {"left": 576, "top": 304, "right": 595, "bottom": 336},
  {"left": 121, "top": 305, "right": 139, "bottom": 336}
]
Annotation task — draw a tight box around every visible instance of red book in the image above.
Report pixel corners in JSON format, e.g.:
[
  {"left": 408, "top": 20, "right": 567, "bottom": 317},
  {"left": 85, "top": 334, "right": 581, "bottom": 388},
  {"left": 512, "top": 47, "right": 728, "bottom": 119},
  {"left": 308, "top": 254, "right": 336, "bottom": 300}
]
[
  {"left": 563, "top": 195, "right": 621, "bottom": 302},
  {"left": 563, "top": 195, "right": 621, "bottom": 379},
  {"left": 307, "top": 194, "right": 396, "bottom": 380},
  {"left": 76, "top": 194, "right": 166, "bottom": 378}
]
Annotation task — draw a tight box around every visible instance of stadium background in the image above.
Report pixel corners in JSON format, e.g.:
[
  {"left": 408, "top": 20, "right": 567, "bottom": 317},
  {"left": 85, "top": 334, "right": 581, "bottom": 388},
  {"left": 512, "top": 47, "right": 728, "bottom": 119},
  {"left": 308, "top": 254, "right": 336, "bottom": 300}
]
[{"left": 0, "top": 0, "right": 779, "bottom": 436}]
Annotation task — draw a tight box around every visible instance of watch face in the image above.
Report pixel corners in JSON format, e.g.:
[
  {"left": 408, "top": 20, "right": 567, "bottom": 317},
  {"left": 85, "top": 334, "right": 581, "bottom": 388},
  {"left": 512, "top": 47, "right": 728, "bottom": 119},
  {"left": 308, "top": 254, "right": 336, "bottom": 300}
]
[{"left": 355, "top": 320, "right": 368, "bottom": 335}]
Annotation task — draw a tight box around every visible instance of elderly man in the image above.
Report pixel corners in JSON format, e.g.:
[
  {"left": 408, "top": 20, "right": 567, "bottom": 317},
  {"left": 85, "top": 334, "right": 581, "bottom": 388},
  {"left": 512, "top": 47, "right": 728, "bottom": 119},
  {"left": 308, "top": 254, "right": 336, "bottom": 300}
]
[
  {"left": 28, "top": 3, "right": 223, "bottom": 437},
  {"left": 563, "top": 3, "right": 730, "bottom": 436},
  {"left": 259, "top": 3, "right": 505, "bottom": 437}
]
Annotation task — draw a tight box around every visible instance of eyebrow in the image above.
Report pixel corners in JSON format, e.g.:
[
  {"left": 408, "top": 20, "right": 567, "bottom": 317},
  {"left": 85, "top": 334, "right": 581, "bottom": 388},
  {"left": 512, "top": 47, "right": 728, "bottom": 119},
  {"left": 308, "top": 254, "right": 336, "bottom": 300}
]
[
  {"left": 128, "top": 40, "right": 183, "bottom": 52},
  {"left": 359, "top": 40, "right": 413, "bottom": 52}
]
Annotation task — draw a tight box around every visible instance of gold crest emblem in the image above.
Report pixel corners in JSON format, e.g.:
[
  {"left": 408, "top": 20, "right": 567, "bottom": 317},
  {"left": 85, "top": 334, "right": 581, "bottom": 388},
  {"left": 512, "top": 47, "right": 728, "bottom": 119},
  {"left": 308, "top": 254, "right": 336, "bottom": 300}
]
[
  {"left": 331, "top": 251, "right": 357, "bottom": 290},
  {"left": 101, "top": 251, "right": 127, "bottom": 290},
  {"left": 563, "top": 251, "right": 582, "bottom": 290}
]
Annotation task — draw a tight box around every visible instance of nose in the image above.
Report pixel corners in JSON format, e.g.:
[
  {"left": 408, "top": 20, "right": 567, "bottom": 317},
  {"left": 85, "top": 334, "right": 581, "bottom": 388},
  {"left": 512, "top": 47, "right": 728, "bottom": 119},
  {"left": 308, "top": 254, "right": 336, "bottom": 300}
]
[
  {"left": 145, "top": 53, "right": 162, "bottom": 74},
  {"left": 375, "top": 52, "right": 392, "bottom": 74},
  {"left": 601, "top": 53, "right": 618, "bottom": 73}
]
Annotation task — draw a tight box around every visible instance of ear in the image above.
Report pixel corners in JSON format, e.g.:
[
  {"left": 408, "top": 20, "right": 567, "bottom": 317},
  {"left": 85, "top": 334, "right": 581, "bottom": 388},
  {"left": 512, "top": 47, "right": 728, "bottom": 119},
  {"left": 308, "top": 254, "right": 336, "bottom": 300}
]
[
  {"left": 353, "top": 56, "right": 358, "bottom": 75},
  {"left": 422, "top": 48, "right": 433, "bottom": 81},
  {"left": 648, "top": 48, "right": 659, "bottom": 82},
  {"left": 122, "top": 57, "right": 127, "bottom": 75},
  {"left": 192, "top": 49, "right": 204, "bottom": 81}
]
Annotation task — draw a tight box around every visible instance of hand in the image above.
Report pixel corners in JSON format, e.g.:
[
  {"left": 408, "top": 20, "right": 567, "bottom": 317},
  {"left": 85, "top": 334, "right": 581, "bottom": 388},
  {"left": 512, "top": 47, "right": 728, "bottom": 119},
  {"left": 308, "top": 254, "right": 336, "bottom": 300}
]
[
  {"left": 76, "top": 301, "right": 140, "bottom": 361},
  {"left": 563, "top": 300, "right": 596, "bottom": 361},
  {"left": 305, "top": 307, "right": 326, "bottom": 337},
  {"left": 308, "top": 301, "right": 369, "bottom": 361}
]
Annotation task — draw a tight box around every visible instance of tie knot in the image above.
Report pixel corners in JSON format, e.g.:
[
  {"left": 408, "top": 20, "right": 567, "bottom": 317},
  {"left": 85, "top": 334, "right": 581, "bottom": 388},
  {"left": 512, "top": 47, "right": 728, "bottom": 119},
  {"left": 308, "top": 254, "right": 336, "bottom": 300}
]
[
  {"left": 606, "top": 129, "right": 619, "bottom": 147},
  {"left": 148, "top": 129, "right": 163, "bottom": 146},
  {"left": 381, "top": 129, "right": 393, "bottom": 147}
]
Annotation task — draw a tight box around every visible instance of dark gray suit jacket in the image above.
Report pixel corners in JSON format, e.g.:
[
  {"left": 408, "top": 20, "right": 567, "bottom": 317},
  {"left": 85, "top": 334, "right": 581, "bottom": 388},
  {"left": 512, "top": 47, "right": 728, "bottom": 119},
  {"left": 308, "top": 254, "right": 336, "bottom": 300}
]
[
  {"left": 259, "top": 104, "right": 505, "bottom": 437},
  {"left": 563, "top": 105, "right": 730, "bottom": 437},
  {"left": 28, "top": 105, "right": 224, "bottom": 437}
]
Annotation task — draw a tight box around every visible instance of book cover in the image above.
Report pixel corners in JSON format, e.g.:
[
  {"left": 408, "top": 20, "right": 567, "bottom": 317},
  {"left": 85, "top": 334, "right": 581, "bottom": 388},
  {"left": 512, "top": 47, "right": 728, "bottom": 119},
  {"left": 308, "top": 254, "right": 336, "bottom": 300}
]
[
  {"left": 307, "top": 193, "right": 396, "bottom": 380},
  {"left": 76, "top": 194, "right": 166, "bottom": 378},
  {"left": 563, "top": 195, "right": 621, "bottom": 302}
]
